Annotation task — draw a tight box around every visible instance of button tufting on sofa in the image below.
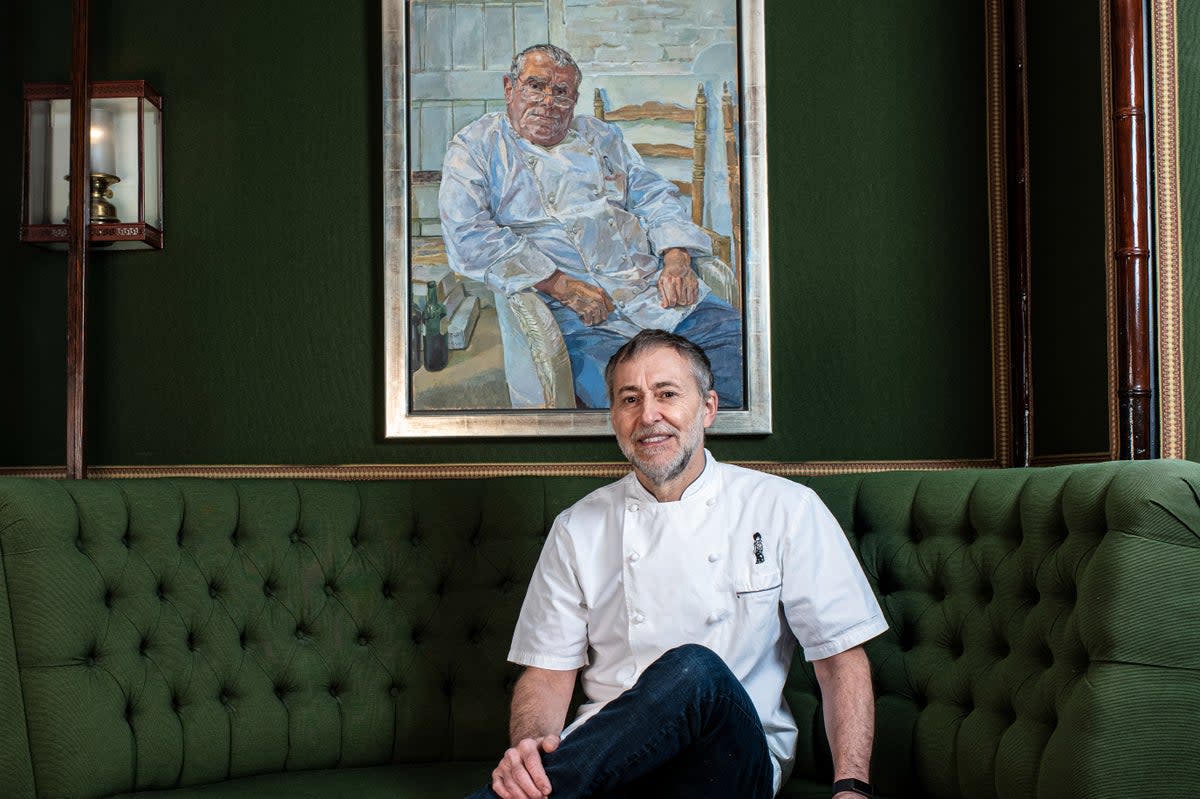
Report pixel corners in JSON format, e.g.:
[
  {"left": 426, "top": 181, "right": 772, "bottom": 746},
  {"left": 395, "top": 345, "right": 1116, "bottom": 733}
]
[{"left": 1, "top": 464, "right": 1197, "bottom": 799}]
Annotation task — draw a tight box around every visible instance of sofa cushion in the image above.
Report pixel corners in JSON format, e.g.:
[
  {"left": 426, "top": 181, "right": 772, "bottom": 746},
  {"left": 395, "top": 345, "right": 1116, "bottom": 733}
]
[{"left": 104, "top": 762, "right": 492, "bottom": 798}]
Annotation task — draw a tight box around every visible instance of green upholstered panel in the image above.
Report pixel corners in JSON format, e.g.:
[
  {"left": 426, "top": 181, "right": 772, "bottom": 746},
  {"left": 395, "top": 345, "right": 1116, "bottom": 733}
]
[{"left": 1026, "top": 2, "right": 1110, "bottom": 457}]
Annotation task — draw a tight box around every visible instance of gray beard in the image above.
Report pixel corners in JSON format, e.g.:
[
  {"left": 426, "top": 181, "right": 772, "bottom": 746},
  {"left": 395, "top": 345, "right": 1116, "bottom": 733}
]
[
  {"left": 624, "top": 439, "right": 695, "bottom": 487},
  {"left": 619, "top": 423, "right": 699, "bottom": 488}
]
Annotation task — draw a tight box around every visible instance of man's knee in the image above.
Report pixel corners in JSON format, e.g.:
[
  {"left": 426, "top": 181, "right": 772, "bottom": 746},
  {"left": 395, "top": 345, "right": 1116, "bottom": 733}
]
[{"left": 649, "top": 644, "right": 739, "bottom": 692}]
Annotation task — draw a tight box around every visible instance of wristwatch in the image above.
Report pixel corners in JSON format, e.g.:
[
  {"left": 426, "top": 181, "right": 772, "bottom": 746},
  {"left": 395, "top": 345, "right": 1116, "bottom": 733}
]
[{"left": 832, "top": 778, "right": 873, "bottom": 797}]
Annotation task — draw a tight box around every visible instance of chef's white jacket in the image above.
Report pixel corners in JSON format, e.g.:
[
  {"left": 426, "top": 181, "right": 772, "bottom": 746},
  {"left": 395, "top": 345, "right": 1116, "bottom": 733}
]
[
  {"left": 439, "top": 113, "right": 715, "bottom": 338},
  {"left": 509, "top": 451, "right": 888, "bottom": 792}
]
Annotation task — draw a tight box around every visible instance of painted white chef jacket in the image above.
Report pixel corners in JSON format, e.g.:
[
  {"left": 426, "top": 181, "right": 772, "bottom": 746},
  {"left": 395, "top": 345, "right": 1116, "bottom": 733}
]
[
  {"left": 508, "top": 451, "right": 888, "bottom": 793},
  {"left": 439, "top": 112, "right": 714, "bottom": 337}
]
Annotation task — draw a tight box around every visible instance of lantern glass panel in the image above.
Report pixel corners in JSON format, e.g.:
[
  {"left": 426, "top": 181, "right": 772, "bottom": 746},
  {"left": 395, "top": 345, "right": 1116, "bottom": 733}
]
[{"left": 21, "top": 82, "right": 163, "bottom": 249}]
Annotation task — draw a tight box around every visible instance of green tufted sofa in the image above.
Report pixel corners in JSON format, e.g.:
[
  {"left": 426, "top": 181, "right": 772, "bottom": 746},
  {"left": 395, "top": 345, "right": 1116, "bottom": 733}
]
[{"left": 1, "top": 460, "right": 1198, "bottom": 798}]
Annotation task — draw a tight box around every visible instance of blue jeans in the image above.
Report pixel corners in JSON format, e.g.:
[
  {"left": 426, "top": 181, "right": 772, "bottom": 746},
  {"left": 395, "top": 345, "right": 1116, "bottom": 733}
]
[
  {"left": 547, "top": 295, "right": 745, "bottom": 410},
  {"left": 467, "top": 644, "right": 775, "bottom": 799}
]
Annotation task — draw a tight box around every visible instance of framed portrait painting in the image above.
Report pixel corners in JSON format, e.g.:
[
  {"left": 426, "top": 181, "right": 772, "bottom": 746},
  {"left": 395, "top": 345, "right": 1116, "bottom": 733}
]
[{"left": 383, "top": 0, "right": 770, "bottom": 437}]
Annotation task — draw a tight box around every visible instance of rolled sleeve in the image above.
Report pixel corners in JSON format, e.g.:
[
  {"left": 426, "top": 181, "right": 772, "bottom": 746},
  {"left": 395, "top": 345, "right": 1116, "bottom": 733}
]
[
  {"left": 508, "top": 517, "right": 590, "bottom": 669},
  {"left": 781, "top": 492, "right": 888, "bottom": 661}
]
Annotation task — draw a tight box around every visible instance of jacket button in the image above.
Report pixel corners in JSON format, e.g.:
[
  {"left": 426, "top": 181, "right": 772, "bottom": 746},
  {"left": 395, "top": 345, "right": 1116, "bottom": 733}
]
[
  {"left": 631, "top": 612, "right": 646, "bottom": 625},
  {"left": 708, "top": 553, "right": 721, "bottom": 562},
  {"left": 628, "top": 551, "right": 640, "bottom": 563}
]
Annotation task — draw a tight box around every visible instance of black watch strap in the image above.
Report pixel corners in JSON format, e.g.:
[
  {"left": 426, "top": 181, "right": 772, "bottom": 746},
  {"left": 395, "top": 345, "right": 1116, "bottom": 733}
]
[{"left": 832, "top": 778, "right": 873, "bottom": 797}]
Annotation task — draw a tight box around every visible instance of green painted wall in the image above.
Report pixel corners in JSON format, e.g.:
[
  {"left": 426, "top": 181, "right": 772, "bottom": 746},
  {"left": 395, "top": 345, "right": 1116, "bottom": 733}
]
[
  {"left": 1, "top": 1, "right": 996, "bottom": 468},
  {"left": 1027, "top": 2, "right": 1111, "bottom": 458}
]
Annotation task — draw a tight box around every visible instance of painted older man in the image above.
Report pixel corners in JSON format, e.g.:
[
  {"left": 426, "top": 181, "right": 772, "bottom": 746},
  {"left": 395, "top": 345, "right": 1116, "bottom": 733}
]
[{"left": 438, "top": 43, "right": 744, "bottom": 408}]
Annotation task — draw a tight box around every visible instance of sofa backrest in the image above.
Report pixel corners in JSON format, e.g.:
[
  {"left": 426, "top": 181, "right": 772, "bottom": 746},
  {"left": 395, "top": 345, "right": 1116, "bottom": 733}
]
[
  {"left": 1, "top": 460, "right": 1197, "bottom": 798},
  {"left": 785, "top": 460, "right": 1200, "bottom": 798},
  {"left": 0, "top": 476, "right": 607, "bottom": 799}
]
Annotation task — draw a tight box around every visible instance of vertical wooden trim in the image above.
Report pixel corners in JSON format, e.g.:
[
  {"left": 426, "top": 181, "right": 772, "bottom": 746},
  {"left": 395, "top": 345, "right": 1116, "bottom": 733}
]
[
  {"left": 1099, "top": 0, "right": 1122, "bottom": 459},
  {"left": 66, "top": 0, "right": 90, "bottom": 479},
  {"left": 1149, "top": 0, "right": 1185, "bottom": 459},
  {"left": 692, "top": 83, "right": 707, "bottom": 228},
  {"left": 986, "top": 0, "right": 1014, "bottom": 468},
  {"left": 722, "top": 82, "right": 743, "bottom": 309},
  {"left": 1108, "top": 0, "right": 1156, "bottom": 459},
  {"left": 137, "top": 97, "right": 146, "bottom": 222},
  {"left": 1002, "top": 0, "right": 1034, "bottom": 467}
]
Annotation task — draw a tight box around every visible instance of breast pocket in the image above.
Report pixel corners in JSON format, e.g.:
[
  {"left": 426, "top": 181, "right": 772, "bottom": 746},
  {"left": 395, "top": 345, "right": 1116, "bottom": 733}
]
[
  {"left": 735, "top": 569, "right": 783, "bottom": 630},
  {"left": 601, "top": 156, "right": 628, "bottom": 202}
]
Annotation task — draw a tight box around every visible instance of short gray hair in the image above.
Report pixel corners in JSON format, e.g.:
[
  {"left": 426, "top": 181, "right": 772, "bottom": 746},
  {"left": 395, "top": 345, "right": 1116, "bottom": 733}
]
[
  {"left": 509, "top": 43, "right": 582, "bottom": 89},
  {"left": 604, "top": 329, "right": 715, "bottom": 403}
]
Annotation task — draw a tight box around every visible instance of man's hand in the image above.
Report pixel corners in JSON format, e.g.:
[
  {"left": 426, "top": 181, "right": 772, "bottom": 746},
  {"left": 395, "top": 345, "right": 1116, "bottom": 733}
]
[
  {"left": 490, "top": 734, "right": 560, "bottom": 799},
  {"left": 657, "top": 248, "right": 699, "bottom": 308},
  {"left": 535, "top": 270, "right": 615, "bottom": 326}
]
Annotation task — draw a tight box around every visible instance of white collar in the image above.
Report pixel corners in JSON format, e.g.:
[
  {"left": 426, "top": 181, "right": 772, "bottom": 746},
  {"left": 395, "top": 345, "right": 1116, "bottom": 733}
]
[{"left": 626, "top": 449, "right": 717, "bottom": 504}]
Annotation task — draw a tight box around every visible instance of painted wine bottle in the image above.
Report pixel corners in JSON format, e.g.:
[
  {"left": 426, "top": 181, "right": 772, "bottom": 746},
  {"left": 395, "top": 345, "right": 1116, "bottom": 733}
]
[{"left": 422, "top": 281, "right": 449, "bottom": 372}]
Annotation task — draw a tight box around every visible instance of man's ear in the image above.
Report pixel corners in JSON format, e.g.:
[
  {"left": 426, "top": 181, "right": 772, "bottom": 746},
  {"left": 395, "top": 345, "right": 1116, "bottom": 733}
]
[
  {"left": 702, "top": 390, "right": 719, "bottom": 428},
  {"left": 502, "top": 74, "right": 514, "bottom": 101}
]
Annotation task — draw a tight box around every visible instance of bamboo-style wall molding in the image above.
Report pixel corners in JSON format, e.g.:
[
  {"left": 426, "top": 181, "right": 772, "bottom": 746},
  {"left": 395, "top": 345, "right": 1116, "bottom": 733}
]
[{"left": 1107, "top": 0, "right": 1157, "bottom": 459}]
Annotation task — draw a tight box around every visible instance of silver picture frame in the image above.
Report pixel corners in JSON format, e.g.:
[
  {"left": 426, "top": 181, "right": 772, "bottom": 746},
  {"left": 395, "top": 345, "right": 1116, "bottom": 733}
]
[{"left": 383, "top": 0, "right": 770, "bottom": 437}]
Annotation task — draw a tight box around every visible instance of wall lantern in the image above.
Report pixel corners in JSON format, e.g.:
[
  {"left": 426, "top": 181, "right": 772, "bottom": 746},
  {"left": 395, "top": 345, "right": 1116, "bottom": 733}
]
[{"left": 21, "top": 80, "right": 163, "bottom": 249}]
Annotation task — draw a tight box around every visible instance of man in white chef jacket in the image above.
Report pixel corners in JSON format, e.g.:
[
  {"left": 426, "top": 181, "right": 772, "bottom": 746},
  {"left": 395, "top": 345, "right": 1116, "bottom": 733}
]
[
  {"left": 467, "top": 330, "right": 888, "bottom": 799},
  {"left": 439, "top": 44, "right": 744, "bottom": 409}
]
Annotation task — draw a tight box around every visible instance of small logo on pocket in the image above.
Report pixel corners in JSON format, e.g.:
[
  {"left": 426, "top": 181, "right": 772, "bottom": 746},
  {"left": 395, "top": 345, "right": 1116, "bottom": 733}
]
[{"left": 752, "top": 532, "right": 765, "bottom": 564}]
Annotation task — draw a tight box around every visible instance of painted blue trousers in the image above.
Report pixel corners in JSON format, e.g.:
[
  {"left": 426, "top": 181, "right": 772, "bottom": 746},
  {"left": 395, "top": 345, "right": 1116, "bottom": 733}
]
[{"left": 546, "top": 295, "right": 745, "bottom": 409}]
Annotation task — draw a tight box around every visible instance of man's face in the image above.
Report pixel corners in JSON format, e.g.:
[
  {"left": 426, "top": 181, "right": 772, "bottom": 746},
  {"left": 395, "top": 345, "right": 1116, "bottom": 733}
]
[
  {"left": 504, "top": 51, "right": 578, "bottom": 147},
  {"left": 610, "top": 346, "right": 718, "bottom": 489}
]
